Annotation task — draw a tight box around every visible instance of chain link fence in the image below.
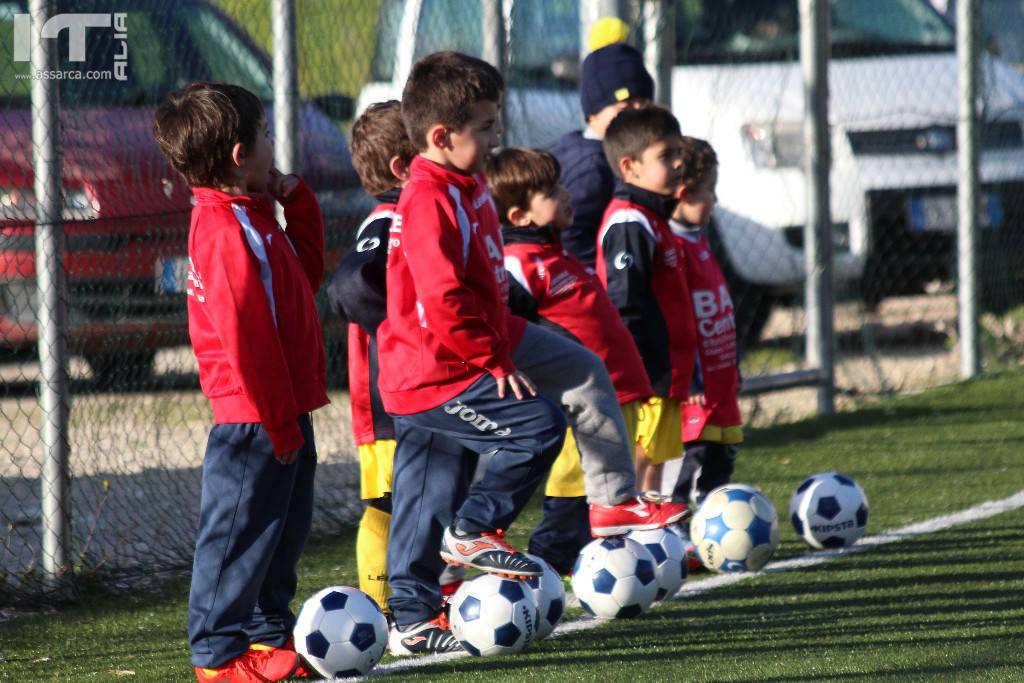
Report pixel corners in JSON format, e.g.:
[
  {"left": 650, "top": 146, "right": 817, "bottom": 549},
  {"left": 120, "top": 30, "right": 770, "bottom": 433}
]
[{"left": 1, "top": 0, "right": 1020, "bottom": 606}]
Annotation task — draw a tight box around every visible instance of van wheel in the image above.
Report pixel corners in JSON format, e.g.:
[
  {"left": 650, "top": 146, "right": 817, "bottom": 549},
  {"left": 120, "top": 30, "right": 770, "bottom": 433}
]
[
  {"left": 86, "top": 351, "right": 155, "bottom": 391},
  {"left": 705, "top": 217, "right": 776, "bottom": 352}
]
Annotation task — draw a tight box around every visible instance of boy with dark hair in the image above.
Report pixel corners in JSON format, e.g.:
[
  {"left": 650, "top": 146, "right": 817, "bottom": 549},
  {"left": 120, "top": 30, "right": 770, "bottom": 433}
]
[
  {"left": 552, "top": 40, "right": 653, "bottom": 267},
  {"left": 326, "top": 100, "right": 464, "bottom": 613},
  {"left": 668, "top": 137, "right": 742, "bottom": 519},
  {"left": 598, "top": 105, "right": 699, "bottom": 494},
  {"left": 154, "top": 82, "right": 327, "bottom": 683},
  {"left": 485, "top": 146, "right": 656, "bottom": 575},
  {"left": 380, "top": 52, "right": 687, "bottom": 655}
]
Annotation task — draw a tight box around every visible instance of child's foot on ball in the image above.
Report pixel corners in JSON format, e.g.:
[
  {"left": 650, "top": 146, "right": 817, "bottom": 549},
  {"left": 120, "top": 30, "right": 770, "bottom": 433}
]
[
  {"left": 589, "top": 494, "right": 691, "bottom": 537},
  {"left": 440, "top": 526, "right": 542, "bottom": 578},
  {"left": 388, "top": 612, "right": 462, "bottom": 656}
]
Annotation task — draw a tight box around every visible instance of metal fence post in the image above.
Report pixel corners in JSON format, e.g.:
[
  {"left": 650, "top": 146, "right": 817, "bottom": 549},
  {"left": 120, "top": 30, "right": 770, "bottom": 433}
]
[
  {"left": 641, "top": 0, "right": 674, "bottom": 107},
  {"left": 481, "top": 0, "right": 508, "bottom": 145},
  {"left": 272, "top": 0, "right": 299, "bottom": 176},
  {"left": 31, "top": 0, "right": 71, "bottom": 588},
  {"left": 800, "top": 0, "right": 835, "bottom": 415},
  {"left": 957, "top": 0, "right": 981, "bottom": 378}
]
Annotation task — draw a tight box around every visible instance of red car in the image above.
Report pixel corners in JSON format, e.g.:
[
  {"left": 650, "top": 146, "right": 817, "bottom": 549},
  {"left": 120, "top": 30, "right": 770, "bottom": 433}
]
[{"left": 0, "top": 0, "right": 369, "bottom": 387}]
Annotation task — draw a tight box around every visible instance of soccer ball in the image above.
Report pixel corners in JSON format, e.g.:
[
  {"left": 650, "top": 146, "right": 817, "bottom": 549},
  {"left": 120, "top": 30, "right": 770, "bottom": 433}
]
[
  {"left": 571, "top": 536, "right": 658, "bottom": 619},
  {"left": 449, "top": 574, "right": 538, "bottom": 656},
  {"left": 293, "top": 586, "right": 388, "bottom": 679},
  {"left": 522, "top": 553, "right": 565, "bottom": 639},
  {"left": 690, "top": 483, "right": 780, "bottom": 573},
  {"left": 789, "top": 471, "right": 869, "bottom": 548},
  {"left": 627, "top": 527, "right": 687, "bottom": 601}
]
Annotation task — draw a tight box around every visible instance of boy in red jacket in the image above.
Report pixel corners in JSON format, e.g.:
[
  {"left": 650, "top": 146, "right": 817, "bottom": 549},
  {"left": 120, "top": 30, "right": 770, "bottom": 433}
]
[
  {"left": 378, "top": 52, "right": 687, "bottom": 655},
  {"left": 154, "top": 82, "right": 327, "bottom": 683},
  {"left": 485, "top": 146, "right": 656, "bottom": 575},
  {"left": 597, "top": 106, "right": 699, "bottom": 495},
  {"left": 667, "top": 137, "right": 742, "bottom": 512}
]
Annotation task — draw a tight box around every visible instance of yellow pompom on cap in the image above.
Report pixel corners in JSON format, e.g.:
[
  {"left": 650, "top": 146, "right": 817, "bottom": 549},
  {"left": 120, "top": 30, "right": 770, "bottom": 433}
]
[{"left": 588, "top": 16, "right": 630, "bottom": 52}]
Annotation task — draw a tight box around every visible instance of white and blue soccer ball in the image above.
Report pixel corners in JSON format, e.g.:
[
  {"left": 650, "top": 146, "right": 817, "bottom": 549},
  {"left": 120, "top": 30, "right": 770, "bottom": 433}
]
[
  {"left": 690, "top": 483, "right": 780, "bottom": 573},
  {"left": 293, "top": 585, "right": 388, "bottom": 679},
  {"left": 522, "top": 553, "right": 565, "bottom": 639},
  {"left": 571, "top": 536, "right": 658, "bottom": 619},
  {"left": 449, "top": 574, "right": 538, "bottom": 656},
  {"left": 789, "top": 471, "right": 869, "bottom": 549},
  {"left": 627, "top": 527, "right": 687, "bottom": 602}
]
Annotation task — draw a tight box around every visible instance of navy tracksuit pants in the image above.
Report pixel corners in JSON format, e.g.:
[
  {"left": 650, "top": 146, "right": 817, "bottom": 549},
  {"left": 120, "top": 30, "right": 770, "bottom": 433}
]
[
  {"left": 188, "top": 415, "right": 316, "bottom": 668},
  {"left": 387, "top": 373, "right": 566, "bottom": 627}
]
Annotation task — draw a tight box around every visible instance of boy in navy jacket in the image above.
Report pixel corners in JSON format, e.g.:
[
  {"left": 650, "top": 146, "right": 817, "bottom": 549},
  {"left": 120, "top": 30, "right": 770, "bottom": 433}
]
[
  {"left": 552, "top": 41, "right": 653, "bottom": 268},
  {"left": 154, "top": 82, "right": 325, "bottom": 683}
]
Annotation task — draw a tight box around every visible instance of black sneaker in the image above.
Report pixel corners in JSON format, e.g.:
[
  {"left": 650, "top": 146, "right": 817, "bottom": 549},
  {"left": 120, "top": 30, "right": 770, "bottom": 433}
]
[
  {"left": 387, "top": 613, "right": 462, "bottom": 656},
  {"left": 439, "top": 526, "right": 542, "bottom": 578}
]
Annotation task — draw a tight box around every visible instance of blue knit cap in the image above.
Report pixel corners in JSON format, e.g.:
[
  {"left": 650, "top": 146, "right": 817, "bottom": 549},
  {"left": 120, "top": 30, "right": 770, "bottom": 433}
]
[{"left": 579, "top": 42, "right": 654, "bottom": 117}]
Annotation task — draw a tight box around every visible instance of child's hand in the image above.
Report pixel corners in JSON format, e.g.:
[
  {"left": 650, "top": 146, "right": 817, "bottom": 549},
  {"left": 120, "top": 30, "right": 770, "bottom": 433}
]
[
  {"left": 276, "top": 447, "right": 300, "bottom": 465},
  {"left": 497, "top": 370, "right": 537, "bottom": 400},
  {"left": 268, "top": 168, "right": 299, "bottom": 201},
  {"left": 686, "top": 393, "right": 706, "bottom": 406}
]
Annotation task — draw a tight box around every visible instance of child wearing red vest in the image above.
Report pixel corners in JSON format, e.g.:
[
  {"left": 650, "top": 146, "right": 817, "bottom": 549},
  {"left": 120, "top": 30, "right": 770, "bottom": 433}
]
[
  {"left": 668, "top": 137, "right": 743, "bottom": 514},
  {"left": 597, "top": 106, "right": 699, "bottom": 494}
]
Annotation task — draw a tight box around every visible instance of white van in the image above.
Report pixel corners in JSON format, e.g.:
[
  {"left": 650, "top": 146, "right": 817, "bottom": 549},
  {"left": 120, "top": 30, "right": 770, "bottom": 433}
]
[{"left": 358, "top": 0, "right": 1024, "bottom": 345}]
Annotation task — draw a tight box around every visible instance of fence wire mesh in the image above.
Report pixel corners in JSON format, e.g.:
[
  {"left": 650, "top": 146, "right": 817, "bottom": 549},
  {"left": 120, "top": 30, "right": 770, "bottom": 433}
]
[{"left": 1, "top": 0, "right": 1021, "bottom": 605}]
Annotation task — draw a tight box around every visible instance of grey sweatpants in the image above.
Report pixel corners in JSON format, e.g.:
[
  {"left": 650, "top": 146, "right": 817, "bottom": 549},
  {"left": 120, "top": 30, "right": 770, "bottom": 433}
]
[{"left": 511, "top": 322, "right": 638, "bottom": 505}]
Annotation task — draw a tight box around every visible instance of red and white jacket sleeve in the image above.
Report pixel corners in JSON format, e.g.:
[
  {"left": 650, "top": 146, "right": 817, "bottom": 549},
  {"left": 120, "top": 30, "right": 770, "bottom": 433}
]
[
  {"left": 403, "top": 191, "right": 516, "bottom": 378},
  {"left": 193, "top": 220, "right": 302, "bottom": 456}
]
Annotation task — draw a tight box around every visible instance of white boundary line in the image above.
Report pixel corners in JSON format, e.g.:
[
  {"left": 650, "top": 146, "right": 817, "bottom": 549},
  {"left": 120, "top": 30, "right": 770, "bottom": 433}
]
[{"left": 360, "top": 490, "right": 1024, "bottom": 680}]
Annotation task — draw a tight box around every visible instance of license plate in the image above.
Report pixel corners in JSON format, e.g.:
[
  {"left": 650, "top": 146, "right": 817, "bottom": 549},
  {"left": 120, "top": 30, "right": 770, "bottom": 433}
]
[
  {"left": 155, "top": 256, "right": 189, "bottom": 294},
  {"left": 908, "top": 193, "right": 1002, "bottom": 232}
]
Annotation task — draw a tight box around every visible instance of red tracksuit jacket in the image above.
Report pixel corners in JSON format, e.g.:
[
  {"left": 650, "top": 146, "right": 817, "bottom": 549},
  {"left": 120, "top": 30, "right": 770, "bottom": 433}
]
[
  {"left": 670, "top": 220, "right": 742, "bottom": 427},
  {"left": 502, "top": 225, "right": 653, "bottom": 405},
  {"left": 376, "top": 156, "right": 526, "bottom": 415},
  {"left": 596, "top": 183, "right": 697, "bottom": 400},
  {"left": 187, "top": 180, "right": 329, "bottom": 455}
]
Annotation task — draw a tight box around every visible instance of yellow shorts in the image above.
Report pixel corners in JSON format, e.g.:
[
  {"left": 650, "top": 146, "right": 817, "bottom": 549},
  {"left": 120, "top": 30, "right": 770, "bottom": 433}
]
[
  {"left": 544, "top": 400, "right": 642, "bottom": 498},
  {"left": 358, "top": 439, "right": 395, "bottom": 500},
  {"left": 636, "top": 396, "right": 683, "bottom": 465},
  {"left": 696, "top": 424, "right": 744, "bottom": 445}
]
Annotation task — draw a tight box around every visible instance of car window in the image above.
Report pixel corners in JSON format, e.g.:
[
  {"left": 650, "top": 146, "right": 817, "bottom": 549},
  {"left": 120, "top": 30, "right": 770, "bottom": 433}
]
[
  {"left": 413, "top": 0, "right": 482, "bottom": 61},
  {"left": 0, "top": 0, "right": 273, "bottom": 108},
  {"left": 676, "top": 0, "right": 955, "bottom": 64},
  {"left": 369, "top": 0, "right": 405, "bottom": 82},
  {"left": 508, "top": 0, "right": 579, "bottom": 88}
]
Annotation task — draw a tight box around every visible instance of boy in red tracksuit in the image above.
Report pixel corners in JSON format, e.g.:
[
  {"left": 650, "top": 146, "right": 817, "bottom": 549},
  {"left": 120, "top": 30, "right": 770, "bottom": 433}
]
[
  {"left": 667, "top": 137, "right": 742, "bottom": 513},
  {"left": 485, "top": 146, "right": 656, "bottom": 575},
  {"left": 153, "top": 82, "right": 326, "bottom": 683},
  {"left": 597, "top": 105, "right": 699, "bottom": 495},
  {"left": 326, "top": 101, "right": 465, "bottom": 613},
  {"left": 379, "top": 52, "right": 688, "bottom": 656}
]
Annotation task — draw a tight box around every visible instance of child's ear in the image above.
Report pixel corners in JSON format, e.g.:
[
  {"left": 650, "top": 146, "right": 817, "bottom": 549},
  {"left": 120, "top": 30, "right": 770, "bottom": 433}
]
[
  {"left": 428, "top": 124, "right": 449, "bottom": 150},
  {"left": 230, "top": 142, "right": 247, "bottom": 169},
  {"left": 389, "top": 155, "right": 411, "bottom": 184},
  {"left": 507, "top": 205, "right": 531, "bottom": 227},
  {"left": 618, "top": 156, "right": 635, "bottom": 180}
]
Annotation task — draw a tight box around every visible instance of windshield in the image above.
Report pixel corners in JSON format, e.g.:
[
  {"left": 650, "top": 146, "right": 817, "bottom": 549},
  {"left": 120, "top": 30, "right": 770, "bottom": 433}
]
[
  {"left": 676, "top": 0, "right": 955, "bottom": 64},
  {"left": 0, "top": 0, "right": 273, "bottom": 108}
]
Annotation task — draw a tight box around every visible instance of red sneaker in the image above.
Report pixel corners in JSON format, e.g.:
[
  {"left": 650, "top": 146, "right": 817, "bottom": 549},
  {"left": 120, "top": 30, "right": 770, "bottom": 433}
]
[
  {"left": 247, "top": 642, "right": 298, "bottom": 682},
  {"left": 589, "top": 495, "right": 691, "bottom": 537},
  {"left": 194, "top": 655, "right": 265, "bottom": 683},
  {"left": 280, "top": 638, "right": 317, "bottom": 679}
]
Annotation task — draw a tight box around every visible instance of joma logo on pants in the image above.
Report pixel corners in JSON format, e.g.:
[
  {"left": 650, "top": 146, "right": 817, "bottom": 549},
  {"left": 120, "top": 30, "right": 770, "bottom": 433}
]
[{"left": 443, "top": 401, "right": 511, "bottom": 436}]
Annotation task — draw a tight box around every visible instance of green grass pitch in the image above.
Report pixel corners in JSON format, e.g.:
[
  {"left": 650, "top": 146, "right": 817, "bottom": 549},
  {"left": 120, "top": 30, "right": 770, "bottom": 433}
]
[{"left": 2, "top": 370, "right": 1024, "bottom": 681}]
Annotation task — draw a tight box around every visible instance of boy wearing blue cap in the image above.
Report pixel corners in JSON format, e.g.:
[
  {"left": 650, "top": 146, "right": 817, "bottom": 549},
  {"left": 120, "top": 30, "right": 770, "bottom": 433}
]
[{"left": 552, "top": 40, "right": 654, "bottom": 268}]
